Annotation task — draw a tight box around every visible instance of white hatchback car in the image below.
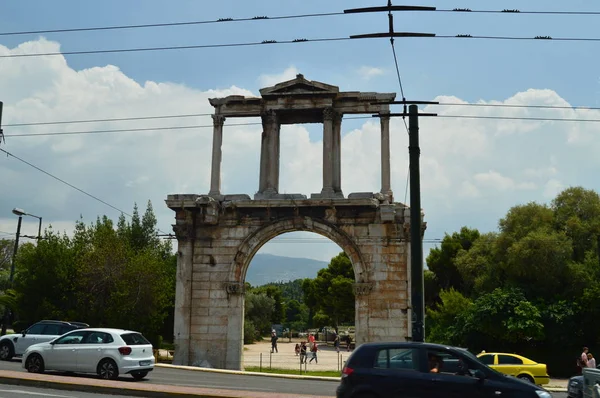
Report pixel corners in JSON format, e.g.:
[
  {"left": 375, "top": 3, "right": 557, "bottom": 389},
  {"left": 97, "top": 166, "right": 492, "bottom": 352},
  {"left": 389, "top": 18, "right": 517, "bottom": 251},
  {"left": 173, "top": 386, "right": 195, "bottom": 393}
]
[{"left": 22, "top": 328, "right": 155, "bottom": 380}]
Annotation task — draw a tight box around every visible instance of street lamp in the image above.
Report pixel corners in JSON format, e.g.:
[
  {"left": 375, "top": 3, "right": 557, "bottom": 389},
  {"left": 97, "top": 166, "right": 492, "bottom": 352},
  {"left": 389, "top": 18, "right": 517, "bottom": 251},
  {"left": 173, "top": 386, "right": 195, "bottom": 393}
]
[
  {"left": 12, "top": 208, "right": 42, "bottom": 239},
  {"left": 1, "top": 208, "right": 43, "bottom": 335}
]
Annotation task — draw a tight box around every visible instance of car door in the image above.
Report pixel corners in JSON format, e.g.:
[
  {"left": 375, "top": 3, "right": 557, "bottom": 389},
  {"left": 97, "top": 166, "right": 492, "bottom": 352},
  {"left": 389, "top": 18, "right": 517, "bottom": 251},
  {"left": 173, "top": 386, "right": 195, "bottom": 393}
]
[
  {"left": 422, "top": 348, "right": 488, "bottom": 398},
  {"left": 39, "top": 323, "right": 64, "bottom": 343},
  {"left": 370, "top": 346, "right": 426, "bottom": 397},
  {"left": 76, "top": 331, "right": 114, "bottom": 373},
  {"left": 496, "top": 354, "right": 522, "bottom": 377},
  {"left": 14, "top": 323, "right": 45, "bottom": 355},
  {"left": 44, "top": 331, "right": 88, "bottom": 371}
]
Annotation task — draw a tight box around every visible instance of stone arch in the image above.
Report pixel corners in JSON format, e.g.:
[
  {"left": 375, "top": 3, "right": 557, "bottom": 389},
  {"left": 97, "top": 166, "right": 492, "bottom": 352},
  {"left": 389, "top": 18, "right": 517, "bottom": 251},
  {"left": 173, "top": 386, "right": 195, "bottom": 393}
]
[{"left": 229, "top": 216, "right": 367, "bottom": 284}]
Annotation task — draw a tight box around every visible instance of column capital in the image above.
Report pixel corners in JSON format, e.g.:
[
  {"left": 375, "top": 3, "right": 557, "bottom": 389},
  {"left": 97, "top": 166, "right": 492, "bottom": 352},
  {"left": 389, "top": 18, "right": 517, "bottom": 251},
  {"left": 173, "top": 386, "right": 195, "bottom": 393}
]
[
  {"left": 379, "top": 111, "right": 391, "bottom": 121},
  {"left": 261, "top": 109, "right": 278, "bottom": 124},
  {"left": 323, "top": 107, "right": 335, "bottom": 121},
  {"left": 212, "top": 114, "right": 226, "bottom": 127}
]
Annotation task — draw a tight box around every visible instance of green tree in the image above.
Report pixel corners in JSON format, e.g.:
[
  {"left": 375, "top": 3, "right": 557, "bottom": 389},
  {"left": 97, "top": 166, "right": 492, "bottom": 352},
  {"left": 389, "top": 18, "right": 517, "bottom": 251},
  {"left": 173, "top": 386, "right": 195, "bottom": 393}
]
[
  {"left": 552, "top": 187, "right": 600, "bottom": 263},
  {"left": 426, "top": 227, "right": 480, "bottom": 295},
  {"left": 426, "top": 288, "right": 472, "bottom": 346},
  {"left": 244, "top": 292, "right": 275, "bottom": 337},
  {"left": 304, "top": 252, "right": 355, "bottom": 330}
]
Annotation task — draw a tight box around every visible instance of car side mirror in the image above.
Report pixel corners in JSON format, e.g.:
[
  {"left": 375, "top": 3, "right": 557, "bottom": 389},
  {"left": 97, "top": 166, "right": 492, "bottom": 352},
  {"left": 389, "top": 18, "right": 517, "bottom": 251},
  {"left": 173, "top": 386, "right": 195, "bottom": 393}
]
[
  {"left": 22, "top": 331, "right": 26, "bottom": 337},
  {"left": 49, "top": 341, "right": 56, "bottom": 345},
  {"left": 473, "top": 370, "right": 486, "bottom": 380}
]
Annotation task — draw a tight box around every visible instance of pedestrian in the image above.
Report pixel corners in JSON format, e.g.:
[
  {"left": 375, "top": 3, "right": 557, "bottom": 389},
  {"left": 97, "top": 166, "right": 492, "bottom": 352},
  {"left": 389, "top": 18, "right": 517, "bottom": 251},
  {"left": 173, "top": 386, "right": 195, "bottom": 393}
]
[
  {"left": 578, "top": 347, "right": 589, "bottom": 374},
  {"left": 308, "top": 333, "right": 315, "bottom": 350},
  {"left": 309, "top": 342, "right": 319, "bottom": 364},
  {"left": 347, "top": 335, "right": 352, "bottom": 352},
  {"left": 334, "top": 334, "right": 340, "bottom": 353},
  {"left": 300, "top": 341, "right": 307, "bottom": 364},
  {"left": 271, "top": 330, "right": 278, "bottom": 353},
  {"left": 588, "top": 353, "right": 596, "bottom": 369},
  {"left": 294, "top": 343, "right": 300, "bottom": 356}
]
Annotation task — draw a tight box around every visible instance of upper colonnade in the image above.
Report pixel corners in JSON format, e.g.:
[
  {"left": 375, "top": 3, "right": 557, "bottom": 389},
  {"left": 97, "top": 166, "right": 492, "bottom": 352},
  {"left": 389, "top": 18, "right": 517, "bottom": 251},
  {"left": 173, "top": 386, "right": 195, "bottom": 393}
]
[{"left": 207, "top": 74, "right": 396, "bottom": 202}]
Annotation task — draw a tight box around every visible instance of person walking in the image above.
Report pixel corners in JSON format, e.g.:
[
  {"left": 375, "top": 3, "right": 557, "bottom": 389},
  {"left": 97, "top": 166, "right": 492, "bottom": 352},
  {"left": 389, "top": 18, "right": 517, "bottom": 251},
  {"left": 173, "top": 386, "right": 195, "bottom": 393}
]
[
  {"left": 334, "top": 334, "right": 340, "bottom": 353},
  {"left": 300, "top": 341, "right": 307, "bottom": 364},
  {"left": 588, "top": 353, "right": 596, "bottom": 369},
  {"left": 309, "top": 342, "right": 319, "bottom": 364},
  {"left": 578, "top": 347, "right": 589, "bottom": 374},
  {"left": 270, "top": 330, "right": 278, "bottom": 353}
]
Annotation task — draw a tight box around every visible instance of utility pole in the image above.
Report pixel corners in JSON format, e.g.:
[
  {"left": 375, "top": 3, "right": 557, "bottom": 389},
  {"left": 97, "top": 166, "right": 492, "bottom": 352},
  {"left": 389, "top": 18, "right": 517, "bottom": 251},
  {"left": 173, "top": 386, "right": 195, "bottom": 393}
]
[
  {"left": 0, "top": 101, "right": 4, "bottom": 147},
  {"left": 1, "top": 215, "right": 22, "bottom": 336},
  {"left": 347, "top": 1, "right": 439, "bottom": 342},
  {"left": 380, "top": 102, "right": 437, "bottom": 342}
]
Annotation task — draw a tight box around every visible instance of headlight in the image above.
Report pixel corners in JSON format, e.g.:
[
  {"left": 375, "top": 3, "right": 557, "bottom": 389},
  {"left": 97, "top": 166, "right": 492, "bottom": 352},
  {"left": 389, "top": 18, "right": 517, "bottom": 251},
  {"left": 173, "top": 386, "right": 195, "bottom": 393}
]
[{"left": 535, "top": 391, "right": 552, "bottom": 398}]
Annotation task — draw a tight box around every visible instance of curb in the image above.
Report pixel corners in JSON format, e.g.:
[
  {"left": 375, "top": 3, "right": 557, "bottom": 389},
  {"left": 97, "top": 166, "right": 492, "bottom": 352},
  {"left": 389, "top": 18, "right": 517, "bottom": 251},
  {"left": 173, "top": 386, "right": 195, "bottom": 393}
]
[
  {"left": 0, "top": 370, "right": 331, "bottom": 398},
  {"left": 155, "top": 363, "right": 340, "bottom": 382}
]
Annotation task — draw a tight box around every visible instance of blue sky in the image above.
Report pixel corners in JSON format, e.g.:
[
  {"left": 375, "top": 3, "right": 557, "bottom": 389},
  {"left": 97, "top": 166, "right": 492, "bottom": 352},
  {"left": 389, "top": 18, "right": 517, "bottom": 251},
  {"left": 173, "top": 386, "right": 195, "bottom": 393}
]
[{"left": 1, "top": 1, "right": 600, "bottom": 269}]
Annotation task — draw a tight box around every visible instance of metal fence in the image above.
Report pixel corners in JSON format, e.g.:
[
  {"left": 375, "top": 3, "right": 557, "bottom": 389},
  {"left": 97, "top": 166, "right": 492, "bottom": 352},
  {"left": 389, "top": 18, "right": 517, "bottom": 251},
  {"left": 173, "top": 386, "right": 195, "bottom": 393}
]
[{"left": 243, "top": 351, "right": 347, "bottom": 374}]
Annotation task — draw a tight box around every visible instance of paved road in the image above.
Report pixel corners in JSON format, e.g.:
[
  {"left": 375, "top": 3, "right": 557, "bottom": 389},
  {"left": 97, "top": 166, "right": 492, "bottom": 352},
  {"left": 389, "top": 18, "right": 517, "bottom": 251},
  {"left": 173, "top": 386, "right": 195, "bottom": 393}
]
[
  {"left": 0, "top": 359, "right": 339, "bottom": 396},
  {"left": 0, "top": 384, "right": 134, "bottom": 397},
  {"left": 0, "top": 359, "right": 569, "bottom": 397}
]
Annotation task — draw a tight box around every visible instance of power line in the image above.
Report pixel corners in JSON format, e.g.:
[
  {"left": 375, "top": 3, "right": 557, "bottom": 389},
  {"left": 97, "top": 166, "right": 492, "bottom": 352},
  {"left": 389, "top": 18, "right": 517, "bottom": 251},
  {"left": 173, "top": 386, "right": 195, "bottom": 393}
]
[
  {"left": 0, "top": 147, "right": 132, "bottom": 217},
  {"left": 4, "top": 113, "right": 213, "bottom": 127},
  {"left": 436, "top": 115, "right": 600, "bottom": 123},
  {"left": 436, "top": 8, "right": 600, "bottom": 15},
  {"left": 3, "top": 116, "right": 374, "bottom": 138},
  {"left": 6, "top": 103, "right": 600, "bottom": 129},
  {"left": 0, "top": 37, "right": 351, "bottom": 59},
  {"left": 0, "top": 12, "right": 344, "bottom": 37},
  {"left": 434, "top": 103, "right": 600, "bottom": 111}
]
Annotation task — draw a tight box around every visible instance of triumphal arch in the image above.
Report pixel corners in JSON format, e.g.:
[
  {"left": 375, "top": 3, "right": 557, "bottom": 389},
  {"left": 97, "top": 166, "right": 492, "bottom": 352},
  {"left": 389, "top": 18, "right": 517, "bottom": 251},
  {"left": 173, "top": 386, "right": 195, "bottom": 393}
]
[{"left": 166, "top": 74, "right": 426, "bottom": 369}]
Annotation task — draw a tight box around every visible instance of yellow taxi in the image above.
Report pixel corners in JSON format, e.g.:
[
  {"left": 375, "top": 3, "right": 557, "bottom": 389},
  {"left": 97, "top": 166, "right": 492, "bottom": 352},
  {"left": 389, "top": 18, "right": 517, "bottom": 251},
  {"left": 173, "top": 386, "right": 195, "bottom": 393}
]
[{"left": 476, "top": 352, "right": 550, "bottom": 385}]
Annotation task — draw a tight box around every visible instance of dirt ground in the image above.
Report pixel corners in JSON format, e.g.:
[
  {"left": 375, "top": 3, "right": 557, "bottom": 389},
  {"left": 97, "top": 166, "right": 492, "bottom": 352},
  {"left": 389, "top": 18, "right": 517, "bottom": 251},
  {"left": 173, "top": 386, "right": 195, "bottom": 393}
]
[{"left": 242, "top": 338, "right": 352, "bottom": 372}]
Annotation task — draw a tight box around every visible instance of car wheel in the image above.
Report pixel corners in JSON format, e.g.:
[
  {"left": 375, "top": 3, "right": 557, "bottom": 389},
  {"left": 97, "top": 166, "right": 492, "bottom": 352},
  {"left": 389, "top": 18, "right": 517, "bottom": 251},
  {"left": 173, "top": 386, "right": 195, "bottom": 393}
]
[
  {"left": 517, "top": 374, "right": 534, "bottom": 383},
  {"left": 25, "top": 354, "right": 45, "bottom": 373},
  {"left": 97, "top": 359, "right": 119, "bottom": 380},
  {"left": 0, "top": 342, "right": 14, "bottom": 361},
  {"left": 131, "top": 371, "right": 148, "bottom": 381}
]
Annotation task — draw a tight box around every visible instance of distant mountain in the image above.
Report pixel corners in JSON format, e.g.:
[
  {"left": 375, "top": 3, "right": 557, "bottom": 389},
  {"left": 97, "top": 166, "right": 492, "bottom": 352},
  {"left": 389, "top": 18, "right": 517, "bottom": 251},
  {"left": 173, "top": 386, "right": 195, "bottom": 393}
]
[{"left": 246, "top": 253, "right": 328, "bottom": 286}]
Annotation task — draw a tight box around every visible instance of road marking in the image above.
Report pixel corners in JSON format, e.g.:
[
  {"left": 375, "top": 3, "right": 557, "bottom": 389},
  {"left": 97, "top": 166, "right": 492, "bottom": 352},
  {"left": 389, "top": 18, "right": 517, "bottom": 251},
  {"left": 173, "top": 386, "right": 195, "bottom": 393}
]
[{"left": 0, "top": 389, "right": 73, "bottom": 397}]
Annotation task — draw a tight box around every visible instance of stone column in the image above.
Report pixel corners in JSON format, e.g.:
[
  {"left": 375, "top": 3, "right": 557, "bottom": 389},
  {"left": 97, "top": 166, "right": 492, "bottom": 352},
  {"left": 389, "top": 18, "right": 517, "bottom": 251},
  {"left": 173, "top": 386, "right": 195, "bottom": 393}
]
[
  {"left": 321, "top": 107, "right": 335, "bottom": 197},
  {"left": 380, "top": 112, "right": 393, "bottom": 200},
  {"left": 332, "top": 111, "right": 343, "bottom": 195},
  {"left": 259, "top": 110, "right": 280, "bottom": 196},
  {"left": 209, "top": 114, "right": 225, "bottom": 197}
]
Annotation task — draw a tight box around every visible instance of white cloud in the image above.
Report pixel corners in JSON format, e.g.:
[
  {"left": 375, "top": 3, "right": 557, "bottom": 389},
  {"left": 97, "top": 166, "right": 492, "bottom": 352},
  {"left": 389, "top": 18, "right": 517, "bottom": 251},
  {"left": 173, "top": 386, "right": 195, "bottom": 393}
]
[
  {"left": 257, "top": 66, "right": 299, "bottom": 88},
  {"left": 357, "top": 66, "right": 385, "bottom": 80},
  {"left": 2, "top": 38, "right": 600, "bottom": 263}
]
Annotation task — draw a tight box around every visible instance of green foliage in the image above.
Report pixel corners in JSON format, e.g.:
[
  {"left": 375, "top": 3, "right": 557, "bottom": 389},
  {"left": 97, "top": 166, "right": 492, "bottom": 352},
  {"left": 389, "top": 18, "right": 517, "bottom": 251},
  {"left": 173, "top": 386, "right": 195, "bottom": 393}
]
[
  {"left": 251, "top": 285, "right": 285, "bottom": 324},
  {"left": 244, "top": 291, "right": 275, "bottom": 336},
  {"left": 425, "top": 186, "right": 600, "bottom": 376},
  {"left": 12, "top": 202, "right": 176, "bottom": 346},
  {"left": 302, "top": 252, "right": 355, "bottom": 329}
]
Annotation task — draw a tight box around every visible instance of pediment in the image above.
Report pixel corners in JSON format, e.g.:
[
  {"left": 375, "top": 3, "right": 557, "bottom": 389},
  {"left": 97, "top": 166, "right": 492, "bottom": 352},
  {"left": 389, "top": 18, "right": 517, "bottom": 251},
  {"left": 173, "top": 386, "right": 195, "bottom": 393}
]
[{"left": 260, "top": 74, "right": 339, "bottom": 97}]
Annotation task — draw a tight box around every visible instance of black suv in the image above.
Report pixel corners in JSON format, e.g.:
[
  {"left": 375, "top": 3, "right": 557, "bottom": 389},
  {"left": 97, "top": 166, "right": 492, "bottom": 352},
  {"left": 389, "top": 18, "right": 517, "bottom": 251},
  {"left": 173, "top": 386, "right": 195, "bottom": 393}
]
[
  {"left": 0, "top": 320, "right": 89, "bottom": 360},
  {"left": 337, "top": 342, "right": 553, "bottom": 398}
]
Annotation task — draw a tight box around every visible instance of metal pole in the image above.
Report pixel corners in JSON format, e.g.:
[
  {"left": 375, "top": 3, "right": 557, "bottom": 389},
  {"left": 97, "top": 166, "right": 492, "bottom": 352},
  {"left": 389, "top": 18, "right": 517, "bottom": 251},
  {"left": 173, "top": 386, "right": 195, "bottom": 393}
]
[
  {"left": 1, "top": 216, "right": 22, "bottom": 335},
  {"left": 409, "top": 104, "right": 425, "bottom": 342},
  {"left": 37, "top": 217, "right": 42, "bottom": 240},
  {"left": 260, "top": 353, "right": 262, "bottom": 372},
  {"left": 597, "top": 235, "right": 600, "bottom": 266}
]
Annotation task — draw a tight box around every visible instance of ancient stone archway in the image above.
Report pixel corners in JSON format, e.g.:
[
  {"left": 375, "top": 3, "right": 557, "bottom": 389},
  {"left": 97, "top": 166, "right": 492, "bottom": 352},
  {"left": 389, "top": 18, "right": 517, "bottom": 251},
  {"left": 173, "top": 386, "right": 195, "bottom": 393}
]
[{"left": 166, "top": 74, "right": 426, "bottom": 369}]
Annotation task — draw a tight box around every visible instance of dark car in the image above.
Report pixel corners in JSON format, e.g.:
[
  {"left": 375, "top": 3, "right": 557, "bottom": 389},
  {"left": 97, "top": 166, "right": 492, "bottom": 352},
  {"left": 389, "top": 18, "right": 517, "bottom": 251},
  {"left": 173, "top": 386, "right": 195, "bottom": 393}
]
[
  {"left": 336, "top": 342, "right": 553, "bottom": 398},
  {"left": 567, "top": 375, "right": 582, "bottom": 398},
  {"left": 0, "top": 320, "right": 89, "bottom": 361}
]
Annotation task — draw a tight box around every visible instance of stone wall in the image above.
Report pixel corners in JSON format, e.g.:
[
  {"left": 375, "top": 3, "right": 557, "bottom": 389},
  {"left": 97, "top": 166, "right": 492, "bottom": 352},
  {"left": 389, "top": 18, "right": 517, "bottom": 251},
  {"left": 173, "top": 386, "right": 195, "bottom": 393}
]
[{"left": 166, "top": 194, "right": 423, "bottom": 369}]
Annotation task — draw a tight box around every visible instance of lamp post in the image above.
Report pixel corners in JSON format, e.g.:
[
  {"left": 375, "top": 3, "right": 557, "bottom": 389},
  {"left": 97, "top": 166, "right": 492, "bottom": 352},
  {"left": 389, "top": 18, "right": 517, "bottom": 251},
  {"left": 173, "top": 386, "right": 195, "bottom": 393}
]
[{"left": 1, "top": 208, "right": 43, "bottom": 335}]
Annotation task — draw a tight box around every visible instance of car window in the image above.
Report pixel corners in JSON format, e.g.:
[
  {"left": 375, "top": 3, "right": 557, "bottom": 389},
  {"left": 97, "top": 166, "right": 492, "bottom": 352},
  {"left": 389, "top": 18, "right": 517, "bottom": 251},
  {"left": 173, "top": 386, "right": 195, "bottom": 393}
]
[
  {"left": 497, "top": 355, "right": 523, "bottom": 365},
  {"left": 26, "top": 324, "right": 45, "bottom": 335},
  {"left": 121, "top": 333, "right": 151, "bottom": 345},
  {"left": 54, "top": 331, "right": 87, "bottom": 345},
  {"left": 42, "top": 324, "right": 63, "bottom": 336},
  {"left": 375, "top": 348, "right": 419, "bottom": 371},
  {"left": 478, "top": 354, "right": 495, "bottom": 365},
  {"left": 427, "top": 349, "right": 482, "bottom": 376},
  {"left": 83, "top": 332, "right": 113, "bottom": 344}
]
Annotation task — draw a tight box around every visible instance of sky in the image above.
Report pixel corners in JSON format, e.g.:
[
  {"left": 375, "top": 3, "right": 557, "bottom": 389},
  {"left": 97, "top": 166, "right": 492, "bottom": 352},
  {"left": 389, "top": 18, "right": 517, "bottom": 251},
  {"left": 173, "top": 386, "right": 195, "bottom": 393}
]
[{"left": 1, "top": 0, "right": 600, "bottom": 269}]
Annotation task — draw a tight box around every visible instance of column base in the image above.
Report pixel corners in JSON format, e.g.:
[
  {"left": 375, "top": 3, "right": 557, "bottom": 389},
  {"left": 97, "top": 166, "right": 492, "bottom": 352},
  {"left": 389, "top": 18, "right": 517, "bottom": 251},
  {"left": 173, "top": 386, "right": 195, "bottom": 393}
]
[{"left": 311, "top": 189, "right": 344, "bottom": 199}]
